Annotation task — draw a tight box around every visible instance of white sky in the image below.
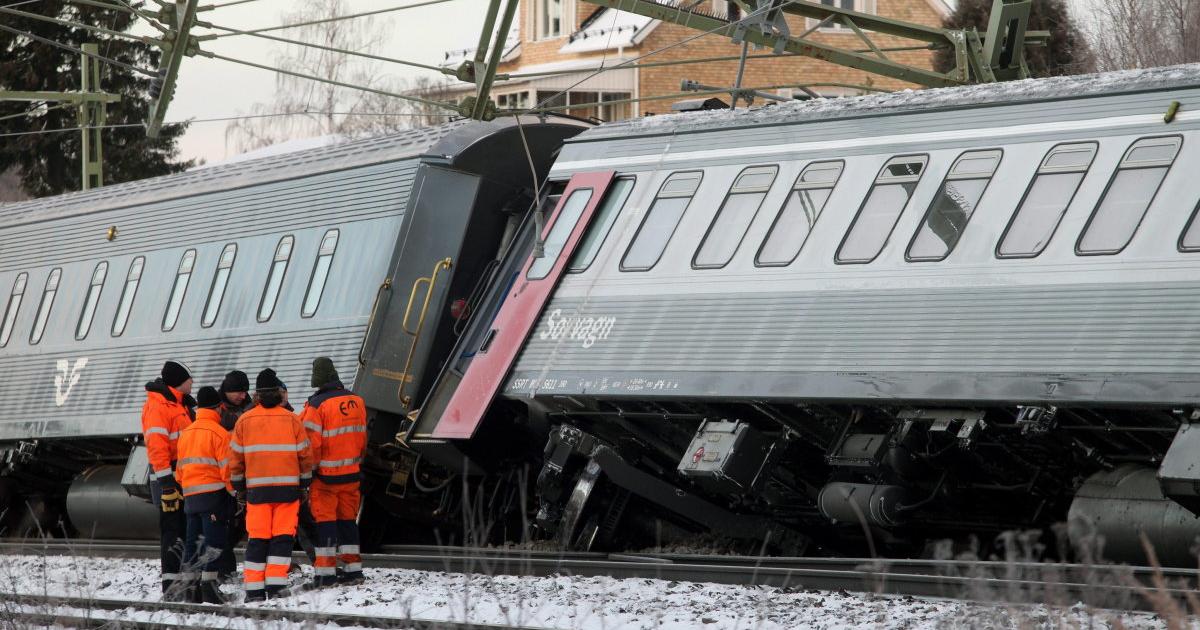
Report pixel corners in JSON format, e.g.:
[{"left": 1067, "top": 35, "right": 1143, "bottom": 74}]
[
  {"left": 156, "top": 0, "right": 1101, "bottom": 164},
  {"left": 145, "top": 0, "right": 487, "bottom": 164}
]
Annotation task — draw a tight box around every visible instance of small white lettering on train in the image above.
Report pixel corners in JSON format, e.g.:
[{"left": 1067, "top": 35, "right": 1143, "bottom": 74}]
[{"left": 538, "top": 309, "right": 616, "bottom": 349}]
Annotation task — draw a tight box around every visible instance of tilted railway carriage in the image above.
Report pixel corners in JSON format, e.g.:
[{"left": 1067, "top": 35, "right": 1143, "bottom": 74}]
[
  {"left": 413, "top": 64, "right": 1200, "bottom": 564},
  {"left": 0, "top": 116, "right": 589, "bottom": 539}
]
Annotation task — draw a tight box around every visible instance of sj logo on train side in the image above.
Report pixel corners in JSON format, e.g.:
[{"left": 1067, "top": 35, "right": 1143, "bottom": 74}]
[
  {"left": 54, "top": 357, "right": 88, "bottom": 407},
  {"left": 538, "top": 309, "right": 616, "bottom": 349}
]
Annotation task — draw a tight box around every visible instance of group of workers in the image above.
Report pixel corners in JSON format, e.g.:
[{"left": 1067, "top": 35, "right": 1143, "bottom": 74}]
[{"left": 140, "top": 356, "right": 368, "bottom": 603}]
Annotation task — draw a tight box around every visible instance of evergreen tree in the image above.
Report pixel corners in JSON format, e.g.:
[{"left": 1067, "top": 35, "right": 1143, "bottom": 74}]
[
  {"left": 0, "top": 2, "right": 193, "bottom": 198},
  {"left": 933, "top": 0, "right": 1095, "bottom": 78}
]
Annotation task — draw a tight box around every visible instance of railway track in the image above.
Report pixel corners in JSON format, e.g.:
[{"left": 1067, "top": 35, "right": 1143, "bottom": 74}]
[
  {"left": 0, "top": 540, "right": 1195, "bottom": 614},
  {"left": 0, "top": 593, "right": 542, "bottom": 629}
]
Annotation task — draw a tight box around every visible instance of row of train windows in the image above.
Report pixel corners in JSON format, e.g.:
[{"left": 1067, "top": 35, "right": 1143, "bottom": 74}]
[
  {"left": 555, "top": 135, "right": 1195, "bottom": 275},
  {"left": 0, "top": 229, "right": 341, "bottom": 348}
]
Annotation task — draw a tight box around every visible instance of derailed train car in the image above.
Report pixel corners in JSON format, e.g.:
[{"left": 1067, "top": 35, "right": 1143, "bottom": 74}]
[
  {"left": 0, "top": 116, "right": 588, "bottom": 539},
  {"left": 412, "top": 64, "right": 1200, "bottom": 564}
]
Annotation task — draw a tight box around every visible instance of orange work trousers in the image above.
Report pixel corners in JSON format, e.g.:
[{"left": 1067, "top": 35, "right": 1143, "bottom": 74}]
[
  {"left": 310, "top": 480, "right": 362, "bottom": 580},
  {"left": 244, "top": 500, "right": 299, "bottom": 592}
]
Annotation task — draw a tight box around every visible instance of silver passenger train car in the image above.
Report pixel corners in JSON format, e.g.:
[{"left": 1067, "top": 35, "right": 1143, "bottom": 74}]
[
  {"left": 414, "top": 64, "right": 1200, "bottom": 563},
  {"left": 0, "top": 116, "right": 588, "bottom": 539}
]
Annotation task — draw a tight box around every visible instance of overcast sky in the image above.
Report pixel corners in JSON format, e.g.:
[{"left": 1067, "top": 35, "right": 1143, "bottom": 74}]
[
  {"left": 157, "top": 0, "right": 1099, "bottom": 165},
  {"left": 144, "top": 0, "right": 487, "bottom": 164}
]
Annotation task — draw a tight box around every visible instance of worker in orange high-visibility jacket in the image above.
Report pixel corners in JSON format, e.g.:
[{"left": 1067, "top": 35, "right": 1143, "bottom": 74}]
[
  {"left": 142, "top": 360, "right": 194, "bottom": 601},
  {"left": 227, "top": 368, "right": 314, "bottom": 601},
  {"left": 300, "top": 357, "right": 368, "bottom": 588},
  {"left": 177, "top": 386, "right": 233, "bottom": 605}
]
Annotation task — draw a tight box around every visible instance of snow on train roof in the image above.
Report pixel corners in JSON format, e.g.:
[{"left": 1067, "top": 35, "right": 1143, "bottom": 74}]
[
  {"left": 583, "top": 63, "right": 1200, "bottom": 139},
  {"left": 0, "top": 120, "right": 470, "bottom": 225}
]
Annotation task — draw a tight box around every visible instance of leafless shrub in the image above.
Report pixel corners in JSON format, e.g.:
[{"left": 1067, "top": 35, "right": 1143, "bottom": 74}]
[{"left": 1084, "top": 0, "right": 1200, "bottom": 71}]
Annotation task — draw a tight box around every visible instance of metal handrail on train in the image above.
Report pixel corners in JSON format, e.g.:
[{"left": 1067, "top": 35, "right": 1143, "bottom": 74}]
[
  {"left": 357, "top": 278, "right": 392, "bottom": 366},
  {"left": 397, "top": 257, "right": 454, "bottom": 406}
]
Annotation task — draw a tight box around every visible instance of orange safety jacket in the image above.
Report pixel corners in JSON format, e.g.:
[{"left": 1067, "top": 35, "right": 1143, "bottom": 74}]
[
  {"left": 301, "top": 382, "right": 367, "bottom": 484},
  {"left": 141, "top": 380, "right": 193, "bottom": 486},
  {"left": 177, "top": 408, "right": 232, "bottom": 497},
  {"left": 227, "top": 404, "right": 314, "bottom": 504}
]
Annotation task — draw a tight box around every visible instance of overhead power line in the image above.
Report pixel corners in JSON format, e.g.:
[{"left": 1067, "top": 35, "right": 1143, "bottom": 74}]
[
  {"left": 0, "top": 109, "right": 458, "bottom": 138},
  {"left": 196, "top": 20, "right": 451, "bottom": 74},
  {"left": 199, "top": 0, "right": 459, "bottom": 40},
  {"left": 0, "top": 5, "right": 163, "bottom": 46},
  {"left": 200, "top": 51, "right": 458, "bottom": 111},
  {"left": 0, "top": 21, "right": 158, "bottom": 77}
]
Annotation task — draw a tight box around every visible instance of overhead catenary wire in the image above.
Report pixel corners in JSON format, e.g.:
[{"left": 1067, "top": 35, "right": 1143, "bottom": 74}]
[
  {"left": 196, "top": 20, "right": 451, "bottom": 75},
  {"left": 520, "top": 0, "right": 802, "bottom": 117},
  {"left": 0, "top": 21, "right": 158, "bottom": 77},
  {"left": 0, "top": 5, "right": 163, "bottom": 46},
  {"left": 0, "top": 109, "right": 458, "bottom": 138},
  {"left": 199, "top": 0, "right": 460, "bottom": 40},
  {"left": 201, "top": 51, "right": 458, "bottom": 111}
]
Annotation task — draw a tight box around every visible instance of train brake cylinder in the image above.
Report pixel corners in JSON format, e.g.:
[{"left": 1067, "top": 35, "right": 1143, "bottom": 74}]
[
  {"left": 818, "top": 482, "right": 909, "bottom": 529},
  {"left": 67, "top": 465, "right": 159, "bottom": 540}
]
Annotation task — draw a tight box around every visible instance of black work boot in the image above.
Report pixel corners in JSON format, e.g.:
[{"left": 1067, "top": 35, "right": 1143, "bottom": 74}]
[
  {"left": 199, "top": 580, "right": 229, "bottom": 605},
  {"left": 244, "top": 588, "right": 266, "bottom": 603},
  {"left": 336, "top": 570, "right": 364, "bottom": 586},
  {"left": 161, "top": 580, "right": 186, "bottom": 602}
]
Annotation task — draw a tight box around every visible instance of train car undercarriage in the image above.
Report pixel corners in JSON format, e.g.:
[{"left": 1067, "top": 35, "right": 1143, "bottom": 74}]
[{"left": 515, "top": 397, "right": 1200, "bottom": 566}]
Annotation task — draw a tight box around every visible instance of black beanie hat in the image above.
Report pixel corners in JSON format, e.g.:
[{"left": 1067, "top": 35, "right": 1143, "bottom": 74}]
[
  {"left": 196, "top": 386, "right": 221, "bottom": 409},
  {"left": 220, "top": 370, "right": 249, "bottom": 393},
  {"left": 161, "top": 360, "right": 192, "bottom": 388},
  {"left": 255, "top": 368, "right": 283, "bottom": 391},
  {"left": 311, "top": 357, "right": 340, "bottom": 388}
]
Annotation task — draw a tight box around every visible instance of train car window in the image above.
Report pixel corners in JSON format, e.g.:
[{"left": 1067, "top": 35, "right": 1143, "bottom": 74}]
[
  {"left": 162, "top": 249, "right": 196, "bottom": 332},
  {"left": 997, "top": 142, "right": 1098, "bottom": 258},
  {"left": 621, "top": 171, "right": 703, "bottom": 271},
  {"left": 30, "top": 268, "right": 62, "bottom": 345},
  {"left": 694, "top": 165, "right": 779, "bottom": 269},
  {"left": 1181, "top": 199, "right": 1200, "bottom": 251},
  {"left": 202, "top": 243, "right": 238, "bottom": 327},
  {"left": 302, "top": 230, "right": 339, "bottom": 317},
  {"left": 112, "top": 257, "right": 144, "bottom": 337},
  {"left": 907, "top": 150, "right": 1003, "bottom": 262},
  {"left": 75, "top": 261, "right": 108, "bottom": 340},
  {"left": 569, "top": 178, "right": 636, "bottom": 273},
  {"left": 0, "top": 273, "right": 28, "bottom": 348},
  {"left": 529, "top": 189, "right": 595, "bottom": 280},
  {"left": 836, "top": 155, "right": 928, "bottom": 264},
  {"left": 757, "top": 161, "right": 844, "bottom": 266},
  {"left": 1077, "top": 136, "right": 1182, "bottom": 255},
  {"left": 258, "top": 235, "right": 294, "bottom": 322}
]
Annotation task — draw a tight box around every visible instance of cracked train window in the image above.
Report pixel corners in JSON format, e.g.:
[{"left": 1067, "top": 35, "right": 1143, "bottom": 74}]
[
  {"left": 907, "top": 150, "right": 1002, "bottom": 262},
  {"left": 757, "top": 161, "right": 844, "bottom": 267},
  {"left": 258, "top": 235, "right": 294, "bottom": 322},
  {"left": 1, "top": 272, "right": 28, "bottom": 348},
  {"left": 202, "top": 243, "right": 237, "bottom": 328},
  {"left": 30, "top": 268, "right": 61, "bottom": 345},
  {"left": 163, "top": 249, "right": 196, "bottom": 332},
  {"left": 112, "top": 257, "right": 144, "bottom": 337},
  {"left": 75, "top": 261, "right": 108, "bottom": 340},
  {"left": 529, "top": 188, "right": 594, "bottom": 280}
]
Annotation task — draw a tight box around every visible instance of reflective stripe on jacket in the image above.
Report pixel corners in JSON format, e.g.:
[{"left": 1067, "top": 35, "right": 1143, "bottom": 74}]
[
  {"left": 301, "top": 383, "right": 367, "bottom": 484},
  {"left": 177, "top": 408, "right": 232, "bottom": 497},
  {"left": 141, "top": 380, "right": 192, "bottom": 483},
  {"left": 227, "top": 404, "right": 314, "bottom": 504}
]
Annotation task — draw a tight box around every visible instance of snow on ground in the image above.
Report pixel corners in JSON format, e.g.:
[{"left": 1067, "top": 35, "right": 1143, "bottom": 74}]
[{"left": 0, "top": 554, "right": 1174, "bottom": 629}]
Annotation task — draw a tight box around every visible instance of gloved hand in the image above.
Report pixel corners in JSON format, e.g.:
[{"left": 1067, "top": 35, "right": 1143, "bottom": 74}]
[{"left": 160, "top": 487, "right": 183, "bottom": 513}]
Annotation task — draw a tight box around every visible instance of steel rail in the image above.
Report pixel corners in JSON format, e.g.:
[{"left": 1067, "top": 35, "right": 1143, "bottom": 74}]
[
  {"left": 1, "top": 593, "right": 542, "bottom": 629},
  {"left": 0, "top": 540, "right": 1194, "bottom": 613}
]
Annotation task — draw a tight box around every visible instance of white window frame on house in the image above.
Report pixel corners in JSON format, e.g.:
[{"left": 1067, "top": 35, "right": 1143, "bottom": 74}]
[
  {"left": 532, "top": 0, "right": 574, "bottom": 41},
  {"left": 495, "top": 91, "right": 532, "bottom": 111},
  {"left": 810, "top": 0, "right": 877, "bottom": 31}
]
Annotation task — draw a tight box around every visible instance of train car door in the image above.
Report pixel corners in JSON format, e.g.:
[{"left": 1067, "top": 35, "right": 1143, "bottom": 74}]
[{"left": 431, "top": 171, "right": 615, "bottom": 439}]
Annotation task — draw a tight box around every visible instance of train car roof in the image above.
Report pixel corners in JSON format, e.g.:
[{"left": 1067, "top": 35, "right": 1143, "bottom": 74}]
[
  {"left": 577, "top": 63, "right": 1200, "bottom": 141},
  {"left": 0, "top": 120, "right": 474, "bottom": 226}
]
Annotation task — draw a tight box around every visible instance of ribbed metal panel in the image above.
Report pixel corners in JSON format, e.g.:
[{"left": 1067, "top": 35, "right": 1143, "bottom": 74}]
[
  {"left": 0, "top": 161, "right": 417, "bottom": 271},
  {"left": 0, "top": 324, "right": 365, "bottom": 440}
]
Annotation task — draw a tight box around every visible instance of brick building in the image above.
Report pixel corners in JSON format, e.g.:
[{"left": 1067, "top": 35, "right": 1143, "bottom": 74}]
[{"left": 438, "top": 0, "right": 953, "bottom": 120}]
